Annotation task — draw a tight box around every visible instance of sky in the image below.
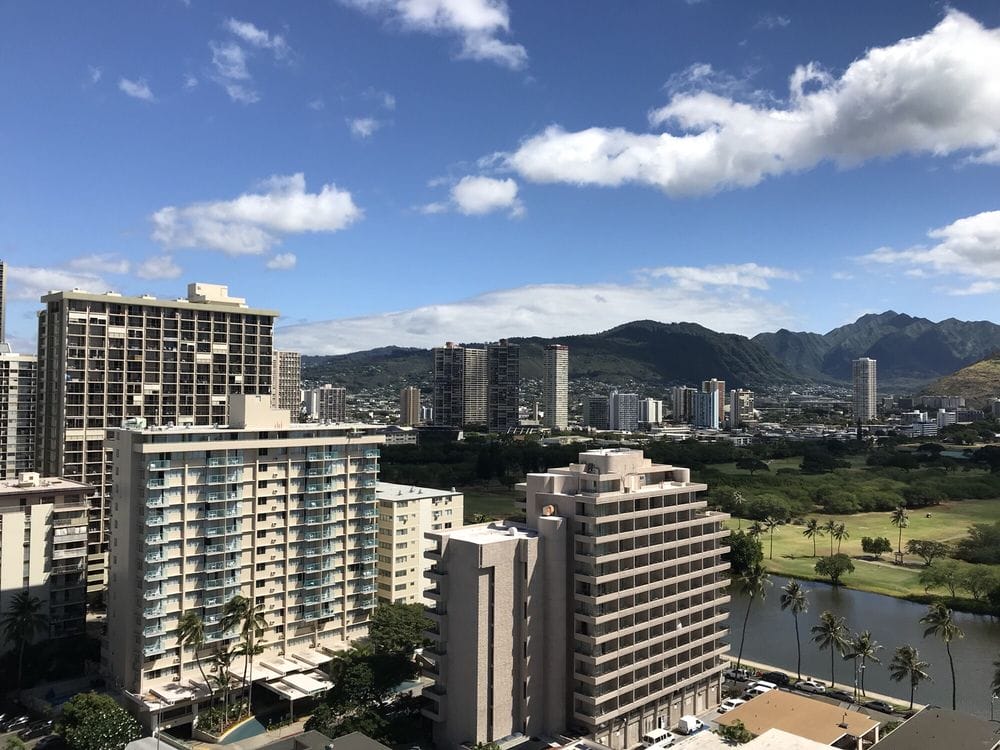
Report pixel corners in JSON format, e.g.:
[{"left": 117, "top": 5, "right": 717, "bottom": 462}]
[{"left": 2, "top": 0, "right": 1000, "bottom": 354}]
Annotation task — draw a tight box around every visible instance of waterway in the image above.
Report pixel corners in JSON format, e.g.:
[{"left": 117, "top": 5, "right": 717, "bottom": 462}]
[{"left": 728, "top": 575, "right": 1000, "bottom": 718}]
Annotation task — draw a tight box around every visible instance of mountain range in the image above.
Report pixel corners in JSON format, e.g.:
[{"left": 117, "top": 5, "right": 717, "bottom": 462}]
[{"left": 300, "top": 312, "right": 1000, "bottom": 394}]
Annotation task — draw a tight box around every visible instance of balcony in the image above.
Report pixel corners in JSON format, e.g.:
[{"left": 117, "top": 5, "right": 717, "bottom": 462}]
[
  {"left": 148, "top": 460, "right": 170, "bottom": 471},
  {"left": 144, "top": 588, "right": 164, "bottom": 601},
  {"left": 143, "top": 623, "right": 165, "bottom": 637},
  {"left": 143, "top": 640, "right": 165, "bottom": 657},
  {"left": 146, "top": 496, "right": 166, "bottom": 509},
  {"left": 143, "top": 606, "right": 163, "bottom": 618},
  {"left": 147, "top": 478, "right": 166, "bottom": 489},
  {"left": 145, "top": 551, "right": 165, "bottom": 564},
  {"left": 146, "top": 514, "right": 169, "bottom": 527},
  {"left": 363, "top": 449, "right": 379, "bottom": 458}
]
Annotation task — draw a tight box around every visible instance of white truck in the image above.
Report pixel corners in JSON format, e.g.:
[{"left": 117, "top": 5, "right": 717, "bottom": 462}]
[
  {"left": 677, "top": 716, "right": 705, "bottom": 735},
  {"left": 640, "top": 727, "right": 676, "bottom": 749}
]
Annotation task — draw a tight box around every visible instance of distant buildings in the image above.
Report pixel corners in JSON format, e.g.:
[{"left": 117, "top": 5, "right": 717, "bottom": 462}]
[
  {"left": 0, "top": 259, "right": 7, "bottom": 342},
  {"left": 729, "top": 388, "right": 754, "bottom": 428},
  {"left": 487, "top": 340, "right": 520, "bottom": 432},
  {"left": 432, "top": 343, "right": 487, "bottom": 428},
  {"left": 692, "top": 390, "right": 720, "bottom": 429},
  {"left": 671, "top": 386, "right": 698, "bottom": 423},
  {"left": 584, "top": 396, "right": 609, "bottom": 430},
  {"left": 609, "top": 391, "right": 639, "bottom": 431},
  {"left": 399, "top": 386, "right": 421, "bottom": 426},
  {"left": 639, "top": 397, "right": 663, "bottom": 425},
  {"left": 702, "top": 379, "right": 726, "bottom": 423},
  {"left": 0, "top": 343, "right": 36, "bottom": 480},
  {"left": 307, "top": 384, "right": 347, "bottom": 422},
  {"left": 852, "top": 357, "right": 877, "bottom": 422},
  {"left": 543, "top": 344, "right": 569, "bottom": 430},
  {"left": 271, "top": 351, "right": 301, "bottom": 419}
]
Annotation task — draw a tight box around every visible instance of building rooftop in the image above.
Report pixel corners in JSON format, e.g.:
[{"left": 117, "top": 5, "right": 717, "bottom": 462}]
[
  {"left": 0, "top": 473, "right": 91, "bottom": 496},
  {"left": 247, "top": 731, "right": 390, "bottom": 750},
  {"left": 376, "top": 481, "right": 460, "bottom": 503},
  {"left": 678, "top": 729, "right": 830, "bottom": 750},
  {"left": 870, "top": 707, "right": 1000, "bottom": 750},
  {"left": 443, "top": 520, "right": 537, "bottom": 545},
  {"left": 717, "top": 691, "right": 880, "bottom": 745},
  {"left": 39, "top": 282, "right": 279, "bottom": 316}
]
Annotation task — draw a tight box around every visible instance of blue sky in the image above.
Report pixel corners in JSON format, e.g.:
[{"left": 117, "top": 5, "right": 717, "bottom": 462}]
[{"left": 2, "top": 0, "right": 1000, "bottom": 354}]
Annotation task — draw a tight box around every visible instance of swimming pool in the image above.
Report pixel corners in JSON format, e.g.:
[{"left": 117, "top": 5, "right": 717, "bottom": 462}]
[{"left": 220, "top": 718, "right": 267, "bottom": 744}]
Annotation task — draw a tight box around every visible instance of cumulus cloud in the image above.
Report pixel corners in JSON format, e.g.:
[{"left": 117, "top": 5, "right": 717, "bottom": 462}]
[
  {"left": 151, "top": 173, "right": 363, "bottom": 255},
  {"left": 118, "top": 77, "right": 154, "bottom": 101},
  {"left": 645, "top": 263, "right": 799, "bottom": 290},
  {"left": 209, "top": 20, "right": 289, "bottom": 104},
  {"left": 67, "top": 253, "right": 131, "bottom": 275},
  {"left": 348, "top": 117, "right": 382, "bottom": 138},
  {"left": 501, "top": 11, "right": 1000, "bottom": 197},
  {"left": 266, "top": 253, "right": 297, "bottom": 270},
  {"left": 861, "top": 209, "right": 1000, "bottom": 295},
  {"left": 308, "top": 98, "right": 325, "bottom": 111},
  {"left": 342, "top": 0, "right": 527, "bottom": 69},
  {"left": 276, "top": 274, "right": 794, "bottom": 354},
  {"left": 5, "top": 266, "right": 109, "bottom": 301},
  {"left": 136, "top": 255, "right": 183, "bottom": 280},
  {"left": 224, "top": 18, "right": 290, "bottom": 58},
  {"left": 421, "top": 175, "right": 523, "bottom": 217},
  {"left": 88, "top": 66, "right": 102, "bottom": 84},
  {"left": 184, "top": 73, "right": 199, "bottom": 89}
]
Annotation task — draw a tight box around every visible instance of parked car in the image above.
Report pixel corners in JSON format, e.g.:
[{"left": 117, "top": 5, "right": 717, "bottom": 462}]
[
  {"left": 718, "top": 698, "right": 747, "bottom": 713},
  {"left": 742, "top": 685, "right": 773, "bottom": 699},
  {"left": 794, "top": 678, "right": 826, "bottom": 694},
  {"left": 747, "top": 680, "right": 778, "bottom": 691},
  {"left": 759, "top": 671, "right": 790, "bottom": 687},
  {"left": 863, "top": 699, "right": 895, "bottom": 714},
  {"left": 19, "top": 720, "right": 54, "bottom": 740},
  {"left": 639, "top": 727, "right": 676, "bottom": 749},
  {"left": 35, "top": 736, "right": 68, "bottom": 750},
  {"left": 825, "top": 688, "right": 855, "bottom": 703},
  {"left": 723, "top": 667, "right": 752, "bottom": 682},
  {"left": 2, "top": 716, "right": 30, "bottom": 733},
  {"left": 676, "top": 716, "right": 704, "bottom": 735}
]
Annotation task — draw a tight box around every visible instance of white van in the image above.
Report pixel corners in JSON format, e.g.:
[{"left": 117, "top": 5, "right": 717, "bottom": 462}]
[
  {"left": 640, "top": 727, "right": 676, "bottom": 749},
  {"left": 677, "top": 716, "right": 705, "bottom": 735}
]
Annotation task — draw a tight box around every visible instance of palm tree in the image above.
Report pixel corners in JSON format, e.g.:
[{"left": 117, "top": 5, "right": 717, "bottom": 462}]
[
  {"left": 920, "top": 601, "right": 964, "bottom": 710},
  {"left": 735, "top": 564, "right": 771, "bottom": 671},
  {"left": 779, "top": 580, "right": 808, "bottom": 680},
  {"left": 210, "top": 645, "right": 239, "bottom": 720},
  {"left": 811, "top": 610, "right": 849, "bottom": 688},
  {"left": 0, "top": 591, "right": 49, "bottom": 688},
  {"left": 843, "top": 630, "right": 882, "bottom": 698},
  {"left": 802, "top": 519, "right": 824, "bottom": 557},
  {"left": 732, "top": 491, "right": 745, "bottom": 530},
  {"left": 889, "top": 644, "right": 931, "bottom": 710},
  {"left": 221, "top": 596, "right": 250, "bottom": 714},
  {"left": 763, "top": 516, "right": 780, "bottom": 560},
  {"left": 890, "top": 506, "right": 909, "bottom": 559},
  {"left": 237, "top": 601, "right": 268, "bottom": 717},
  {"left": 747, "top": 521, "right": 764, "bottom": 540},
  {"left": 833, "top": 522, "right": 849, "bottom": 554},
  {"left": 822, "top": 519, "right": 839, "bottom": 556},
  {"left": 177, "top": 611, "right": 212, "bottom": 698}
]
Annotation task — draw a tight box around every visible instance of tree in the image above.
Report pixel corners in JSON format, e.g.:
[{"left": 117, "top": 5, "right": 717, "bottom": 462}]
[
  {"left": 843, "top": 630, "right": 881, "bottom": 698},
  {"left": 822, "top": 519, "right": 839, "bottom": 556},
  {"left": 833, "top": 522, "right": 850, "bottom": 554},
  {"left": 725, "top": 530, "right": 763, "bottom": 577},
  {"left": 58, "top": 692, "right": 141, "bottom": 750},
  {"left": 735, "top": 458, "right": 769, "bottom": 477},
  {"left": 735, "top": 564, "right": 771, "bottom": 671},
  {"left": 918, "top": 561, "right": 964, "bottom": 599},
  {"left": 890, "top": 507, "right": 909, "bottom": 558},
  {"left": 802, "top": 519, "right": 824, "bottom": 558},
  {"left": 0, "top": 591, "right": 49, "bottom": 688},
  {"left": 5, "top": 737, "right": 27, "bottom": 750},
  {"left": 961, "top": 565, "right": 1000, "bottom": 602},
  {"left": 811, "top": 611, "right": 849, "bottom": 688},
  {"left": 368, "top": 603, "right": 432, "bottom": 656},
  {"left": 920, "top": 601, "right": 964, "bottom": 710},
  {"left": 815, "top": 554, "right": 855, "bottom": 586},
  {"left": 763, "top": 516, "right": 780, "bottom": 560},
  {"left": 209, "top": 645, "right": 239, "bottom": 720},
  {"left": 953, "top": 521, "right": 1000, "bottom": 565},
  {"left": 906, "top": 539, "right": 951, "bottom": 567},
  {"left": 732, "top": 490, "right": 745, "bottom": 529},
  {"left": 716, "top": 719, "right": 754, "bottom": 744},
  {"left": 780, "top": 579, "right": 808, "bottom": 680},
  {"left": 747, "top": 521, "right": 764, "bottom": 539},
  {"left": 889, "top": 645, "right": 931, "bottom": 710},
  {"left": 177, "top": 611, "right": 211, "bottom": 697},
  {"left": 860, "top": 537, "right": 892, "bottom": 559}
]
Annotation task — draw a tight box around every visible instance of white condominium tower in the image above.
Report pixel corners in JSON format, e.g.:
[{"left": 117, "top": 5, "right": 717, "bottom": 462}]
[
  {"left": 543, "top": 344, "right": 569, "bottom": 430},
  {"left": 105, "top": 396, "right": 383, "bottom": 731},
  {"left": 701, "top": 379, "right": 726, "bottom": 422},
  {"left": 728, "top": 389, "right": 754, "bottom": 428},
  {"left": 271, "top": 350, "right": 301, "bottom": 419},
  {"left": 0, "top": 343, "right": 36, "bottom": 480},
  {"left": 852, "top": 357, "right": 877, "bottom": 423},
  {"left": 608, "top": 391, "right": 639, "bottom": 432},
  {"left": 307, "top": 384, "right": 347, "bottom": 422},
  {"left": 35, "top": 283, "right": 277, "bottom": 594},
  {"left": 0, "top": 258, "right": 7, "bottom": 342}
]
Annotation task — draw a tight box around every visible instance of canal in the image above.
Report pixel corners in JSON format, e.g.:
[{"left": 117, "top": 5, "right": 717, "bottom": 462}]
[{"left": 728, "top": 575, "right": 1000, "bottom": 718}]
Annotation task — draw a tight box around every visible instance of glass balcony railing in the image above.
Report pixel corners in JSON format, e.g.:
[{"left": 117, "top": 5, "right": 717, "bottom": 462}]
[
  {"left": 143, "top": 623, "right": 165, "bottom": 637},
  {"left": 144, "top": 587, "right": 164, "bottom": 600},
  {"left": 363, "top": 449, "right": 379, "bottom": 458},
  {"left": 143, "top": 606, "right": 163, "bottom": 618},
  {"left": 147, "top": 478, "right": 166, "bottom": 489},
  {"left": 148, "top": 460, "right": 170, "bottom": 470},
  {"left": 146, "top": 514, "right": 168, "bottom": 526},
  {"left": 208, "top": 457, "right": 226, "bottom": 467},
  {"left": 146, "top": 495, "right": 166, "bottom": 508},
  {"left": 144, "top": 640, "right": 164, "bottom": 657}
]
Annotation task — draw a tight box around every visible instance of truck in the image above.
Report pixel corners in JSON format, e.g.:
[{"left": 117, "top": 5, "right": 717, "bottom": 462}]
[{"left": 677, "top": 716, "right": 705, "bottom": 735}]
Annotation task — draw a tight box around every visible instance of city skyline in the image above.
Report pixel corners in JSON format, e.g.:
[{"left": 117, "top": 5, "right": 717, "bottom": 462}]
[{"left": 2, "top": 2, "right": 1000, "bottom": 354}]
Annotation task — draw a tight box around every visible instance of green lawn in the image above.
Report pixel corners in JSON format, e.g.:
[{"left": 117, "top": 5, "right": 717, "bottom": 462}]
[
  {"left": 729, "top": 499, "right": 1000, "bottom": 598},
  {"left": 461, "top": 487, "right": 522, "bottom": 522},
  {"left": 710, "top": 454, "right": 871, "bottom": 475}
]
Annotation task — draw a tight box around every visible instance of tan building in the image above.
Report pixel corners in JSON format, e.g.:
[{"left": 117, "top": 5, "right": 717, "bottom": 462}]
[
  {"left": 852, "top": 357, "right": 877, "bottom": 423},
  {"left": 271, "top": 351, "right": 301, "bottom": 419},
  {"left": 306, "top": 385, "right": 347, "bottom": 422},
  {"left": 702, "top": 379, "right": 726, "bottom": 422},
  {"left": 35, "top": 282, "right": 277, "bottom": 593},
  {"left": 543, "top": 344, "right": 569, "bottom": 430},
  {"left": 424, "top": 448, "right": 731, "bottom": 750},
  {"left": 0, "top": 344, "right": 36, "bottom": 480},
  {"left": 105, "top": 396, "right": 382, "bottom": 729},
  {"left": 375, "top": 482, "right": 462, "bottom": 605},
  {"left": 729, "top": 389, "right": 754, "bottom": 428},
  {"left": 399, "top": 386, "right": 421, "bottom": 427},
  {"left": 0, "top": 472, "right": 91, "bottom": 640}
]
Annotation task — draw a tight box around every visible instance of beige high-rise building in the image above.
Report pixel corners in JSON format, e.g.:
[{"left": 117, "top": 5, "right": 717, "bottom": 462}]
[
  {"left": 0, "top": 472, "right": 92, "bottom": 640},
  {"left": 271, "top": 351, "right": 301, "bottom": 418},
  {"left": 701, "top": 379, "right": 726, "bottom": 422},
  {"left": 852, "top": 357, "right": 877, "bottom": 423},
  {"left": 375, "top": 481, "right": 462, "bottom": 605},
  {"left": 0, "top": 258, "right": 7, "bottom": 343},
  {"left": 307, "top": 384, "right": 347, "bottom": 422},
  {"left": 728, "top": 389, "right": 754, "bottom": 428},
  {"left": 105, "top": 396, "right": 382, "bottom": 731},
  {"left": 0, "top": 344, "right": 36, "bottom": 480},
  {"left": 35, "top": 283, "right": 276, "bottom": 594},
  {"left": 543, "top": 344, "right": 569, "bottom": 430},
  {"left": 424, "top": 449, "right": 731, "bottom": 750},
  {"left": 400, "top": 386, "right": 421, "bottom": 427}
]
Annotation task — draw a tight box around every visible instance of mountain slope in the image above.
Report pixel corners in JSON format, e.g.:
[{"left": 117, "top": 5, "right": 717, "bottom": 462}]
[{"left": 922, "top": 354, "right": 1000, "bottom": 408}]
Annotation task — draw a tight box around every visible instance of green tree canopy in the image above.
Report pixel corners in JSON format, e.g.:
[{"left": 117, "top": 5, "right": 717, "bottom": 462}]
[
  {"left": 815, "top": 554, "right": 855, "bottom": 586},
  {"left": 368, "top": 603, "right": 432, "bottom": 656},
  {"left": 58, "top": 693, "right": 141, "bottom": 750},
  {"left": 726, "top": 530, "right": 763, "bottom": 577},
  {"left": 906, "top": 539, "right": 951, "bottom": 566}
]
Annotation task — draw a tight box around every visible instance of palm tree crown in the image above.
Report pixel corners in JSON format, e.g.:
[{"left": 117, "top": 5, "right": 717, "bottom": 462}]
[
  {"left": 0, "top": 591, "right": 49, "bottom": 688},
  {"left": 811, "top": 610, "right": 849, "bottom": 687},
  {"left": 780, "top": 580, "right": 808, "bottom": 680},
  {"left": 889, "top": 644, "right": 931, "bottom": 710},
  {"left": 802, "top": 519, "right": 824, "bottom": 557},
  {"left": 890, "top": 506, "right": 909, "bottom": 556},
  {"left": 843, "top": 629, "right": 882, "bottom": 698},
  {"left": 822, "top": 519, "right": 839, "bottom": 555},
  {"left": 920, "top": 601, "right": 963, "bottom": 710},
  {"left": 763, "top": 516, "right": 780, "bottom": 560}
]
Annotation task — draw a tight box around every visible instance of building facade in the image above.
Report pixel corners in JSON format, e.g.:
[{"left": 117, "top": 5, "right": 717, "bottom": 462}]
[
  {"left": 35, "top": 283, "right": 277, "bottom": 594},
  {"left": 671, "top": 386, "right": 697, "bottom": 423},
  {"left": 728, "top": 389, "right": 754, "bottom": 428},
  {"left": 639, "top": 398, "right": 663, "bottom": 426},
  {"left": 609, "top": 391, "right": 639, "bottom": 432},
  {"left": 307, "top": 385, "right": 347, "bottom": 422},
  {"left": 271, "top": 351, "right": 301, "bottom": 418},
  {"left": 488, "top": 340, "right": 520, "bottom": 432},
  {"left": 852, "top": 357, "right": 877, "bottom": 422},
  {"left": 701, "top": 380, "right": 726, "bottom": 423},
  {"left": 692, "top": 391, "right": 720, "bottom": 429},
  {"left": 105, "top": 396, "right": 382, "bottom": 728},
  {"left": 0, "top": 258, "right": 6, "bottom": 343},
  {"left": 0, "top": 344, "right": 36, "bottom": 480},
  {"left": 432, "top": 344, "right": 487, "bottom": 428},
  {"left": 0, "top": 473, "right": 92, "bottom": 641},
  {"left": 400, "top": 386, "right": 421, "bottom": 427},
  {"left": 375, "top": 482, "right": 462, "bottom": 605},
  {"left": 585, "top": 396, "right": 609, "bottom": 430},
  {"left": 543, "top": 344, "right": 569, "bottom": 430}
]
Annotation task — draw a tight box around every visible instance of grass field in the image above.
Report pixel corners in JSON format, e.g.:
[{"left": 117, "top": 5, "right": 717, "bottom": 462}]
[
  {"left": 727, "top": 499, "right": 1000, "bottom": 598},
  {"left": 709, "top": 454, "right": 871, "bottom": 475},
  {"left": 461, "top": 487, "right": 522, "bottom": 522}
]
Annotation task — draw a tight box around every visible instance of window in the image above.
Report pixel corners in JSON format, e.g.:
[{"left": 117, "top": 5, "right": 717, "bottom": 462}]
[{"left": 394, "top": 583, "right": 407, "bottom": 591}]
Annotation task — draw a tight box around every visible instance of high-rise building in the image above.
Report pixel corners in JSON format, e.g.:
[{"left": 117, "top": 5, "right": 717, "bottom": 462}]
[
  {"left": 692, "top": 391, "right": 720, "bottom": 429},
  {"left": 0, "top": 258, "right": 7, "bottom": 343},
  {"left": 36, "top": 282, "right": 276, "bottom": 594},
  {"left": 487, "top": 340, "right": 519, "bottom": 432},
  {"left": 105, "top": 396, "right": 382, "bottom": 731},
  {"left": 702, "top": 379, "right": 726, "bottom": 423},
  {"left": 728, "top": 389, "right": 754, "bottom": 428},
  {"left": 271, "top": 351, "right": 301, "bottom": 418},
  {"left": 671, "top": 386, "right": 698, "bottom": 423},
  {"left": 424, "top": 449, "right": 731, "bottom": 749},
  {"left": 0, "top": 472, "right": 92, "bottom": 640},
  {"left": 432, "top": 343, "right": 487, "bottom": 428},
  {"left": 400, "top": 386, "right": 421, "bottom": 427},
  {"left": 543, "top": 344, "right": 569, "bottom": 430},
  {"left": 375, "top": 481, "right": 462, "bottom": 605},
  {"left": 639, "top": 397, "right": 663, "bottom": 426},
  {"left": 307, "top": 384, "right": 347, "bottom": 422},
  {"left": 609, "top": 391, "right": 639, "bottom": 432},
  {"left": 584, "top": 396, "right": 609, "bottom": 430},
  {"left": 0, "top": 343, "right": 36, "bottom": 480},
  {"left": 852, "top": 357, "right": 877, "bottom": 423}
]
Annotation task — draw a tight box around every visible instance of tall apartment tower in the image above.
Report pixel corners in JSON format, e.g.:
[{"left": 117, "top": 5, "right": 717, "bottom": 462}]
[
  {"left": 728, "top": 389, "right": 754, "bottom": 428},
  {"left": 105, "top": 396, "right": 382, "bottom": 731},
  {"left": 400, "top": 386, "right": 421, "bottom": 427},
  {"left": 424, "top": 449, "right": 731, "bottom": 749},
  {"left": 543, "top": 344, "right": 569, "bottom": 430},
  {"left": 671, "top": 386, "right": 697, "bottom": 423},
  {"left": 608, "top": 391, "right": 639, "bottom": 432},
  {"left": 853, "top": 357, "right": 877, "bottom": 423},
  {"left": 271, "top": 351, "right": 301, "bottom": 418},
  {"left": 639, "top": 398, "right": 663, "bottom": 426},
  {"left": 308, "top": 384, "right": 347, "bottom": 422},
  {"left": 0, "top": 258, "right": 7, "bottom": 343},
  {"left": 432, "top": 343, "right": 487, "bottom": 428},
  {"left": 701, "top": 379, "right": 726, "bottom": 422},
  {"left": 692, "top": 391, "right": 720, "bottom": 429},
  {"left": 0, "top": 344, "right": 37, "bottom": 480},
  {"left": 584, "top": 396, "right": 609, "bottom": 430},
  {"left": 35, "top": 283, "right": 276, "bottom": 594},
  {"left": 487, "top": 340, "right": 519, "bottom": 432},
  {"left": 0, "top": 472, "right": 92, "bottom": 640}
]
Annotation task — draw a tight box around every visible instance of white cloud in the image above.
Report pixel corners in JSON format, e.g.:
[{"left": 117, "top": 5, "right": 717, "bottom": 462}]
[
  {"left": 223, "top": 83, "right": 260, "bottom": 104},
  {"left": 184, "top": 73, "right": 199, "bottom": 89},
  {"left": 275, "top": 275, "right": 793, "bottom": 354},
  {"left": 831, "top": 271, "right": 854, "bottom": 281},
  {"left": 211, "top": 41, "right": 251, "bottom": 80},
  {"left": 224, "top": 18, "right": 290, "bottom": 59},
  {"left": 308, "top": 98, "right": 325, "bottom": 111},
  {"left": 67, "top": 253, "right": 131, "bottom": 275},
  {"left": 5, "top": 266, "right": 109, "bottom": 301},
  {"left": 151, "top": 173, "right": 363, "bottom": 255},
  {"left": 502, "top": 11, "right": 1000, "bottom": 196},
  {"left": 118, "top": 77, "right": 154, "bottom": 102},
  {"left": 756, "top": 14, "right": 790, "bottom": 30},
  {"left": 88, "top": 66, "right": 102, "bottom": 84},
  {"left": 418, "top": 201, "right": 450, "bottom": 215},
  {"left": 644, "top": 263, "right": 799, "bottom": 290},
  {"left": 861, "top": 209, "right": 1000, "bottom": 294},
  {"left": 349, "top": 117, "right": 382, "bottom": 138},
  {"left": 342, "top": 0, "right": 527, "bottom": 69},
  {"left": 451, "top": 176, "right": 522, "bottom": 216},
  {"left": 266, "top": 253, "right": 297, "bottom": 270},
  {"left": 136, "top": 255, "right": 182, "bottom": 280}
]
